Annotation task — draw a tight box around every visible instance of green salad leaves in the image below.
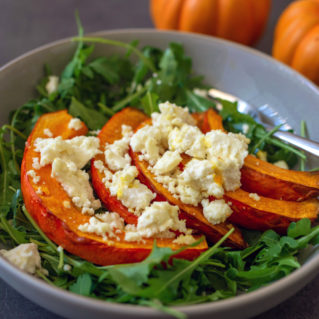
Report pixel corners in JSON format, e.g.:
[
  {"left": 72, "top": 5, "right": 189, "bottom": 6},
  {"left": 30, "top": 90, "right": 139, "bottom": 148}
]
[{"left": 0, "top": 18, "right": 318, "bottom": 318}]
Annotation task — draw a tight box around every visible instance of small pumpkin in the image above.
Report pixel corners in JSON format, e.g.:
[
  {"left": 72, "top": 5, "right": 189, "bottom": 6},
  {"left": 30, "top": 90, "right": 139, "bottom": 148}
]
[
  {"left": 150, "top": 0, "right": 271, "bottom": 46},
  {"left": 273, "top": 0, "right": 319, "bottom": 84}
]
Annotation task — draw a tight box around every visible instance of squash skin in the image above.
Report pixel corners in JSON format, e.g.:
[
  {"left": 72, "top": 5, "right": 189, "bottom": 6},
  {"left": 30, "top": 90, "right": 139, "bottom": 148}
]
[
  {"left": 21, "top": 110, "right": 207, "bottom": 266},
  {"left": 273, "top": 0, "right": 319, "bottom": 84},
  {"left": 150, "top": 0, "right": 271, "bottom": 46},
  {"left": 204, "top": 108, "right": 319, "bottom": 201}
]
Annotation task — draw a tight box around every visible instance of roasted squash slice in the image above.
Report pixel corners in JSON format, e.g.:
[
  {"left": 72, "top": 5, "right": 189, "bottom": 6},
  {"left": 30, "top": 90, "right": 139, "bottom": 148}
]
[{"left": 204, "top": 108, "right": 319, "bottom": 201}]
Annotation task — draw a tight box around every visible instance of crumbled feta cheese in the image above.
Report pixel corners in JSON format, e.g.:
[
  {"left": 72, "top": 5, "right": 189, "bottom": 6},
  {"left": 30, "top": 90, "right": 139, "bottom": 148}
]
[
  {"left": 173, "top": 234, "right": 196, "bottom": 245},
  {"left": 274, "top": 160, "right": 289, "bottom": 169},
  {"left": 242, "top": 124, "right": 249, "bottom": 135},
  {"left": 63, "top": 264, "right": 72, "bottom": 272},
  {"left": 152, "top": 151, "right": 182, "bottom": 175},
  {"left": 63, "top": 200, "right": 71, "bottom": 208},
  {"left": 27, "top": 170, "right": 40, "bottom": 184},
  {"left": 32, "top": 157, "right": 41, "bottom": 170},
  {"left": 34, "top": 135, "right": 101, "bottom": 215},
  {"left": 106, "top": 166, "right": 155, "bottom": 215},
  {"left": 52, "top": 158, "right": 101, "bottom": 215},
  {"left": 45, "top": 75, "right": 59, "bottom": 95},
  {"left": 68, "top": 118, "right": 83, "bottom": 131},
  {"left": 216, "top": 102, "right": 223, "bottom": 111},
  {"left": 131, "top": 102, "right": 249, "bottom": 208},
  {"left": 249, "top": 193, "right": 261, "bottom": 201},
  {"left": 57, "top": 246, "right": 63, "bottom": 253},
  {"left": 125, "top": 202, "right": 189, "bottom": 241},
  {"left": 130, "top": 125, "right": 162, "bottom": 165},
  {"left": 201, "top": 199, "right": 233, "bottom": 225},
  {"left": 168, "top": 124, "right": 202, "bottom": 154},
  {"left": 89, "top": 129, "right": 101, "bottom": 136},
  {"left": 0, "top": 243, "right": 43, "bottom": 274},
  {"left": 36, "top": 188, "right": 43, "bottom": 195},
  {"left": 156, "top": 79, "right": 162, "bottom": 86},
  {"left": 43, "top": 128, "right": 53, "bottom": 137},
  {"left": 104, "top": 125, "right": 132, "bottom": 171},
  {"left": 34, "top": 136, "right": 100, "bottom": 169},
  {"left": 193, "top": 88, "right": 208, "bottom": 98},
  {"left": 78, "top": 212, "right": 124, "bottom": 239},
  {"left": 205, "top": 130, "right": 249, "bottom": 191}
]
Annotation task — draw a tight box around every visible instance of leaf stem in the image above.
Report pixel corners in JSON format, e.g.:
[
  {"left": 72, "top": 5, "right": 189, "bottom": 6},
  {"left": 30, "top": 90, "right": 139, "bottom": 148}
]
[
  {"left": 252, "top": 124, "right": 283, "bottom": 154},
  {"left": 154, "top": 228, "right": 234, "bottom": 296},
  {"left": 72, "top": 37, "right": 156, "bottom": 73}
]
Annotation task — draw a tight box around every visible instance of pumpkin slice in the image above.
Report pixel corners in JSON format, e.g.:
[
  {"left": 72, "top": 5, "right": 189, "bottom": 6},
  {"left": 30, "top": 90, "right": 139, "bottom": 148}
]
[
  {"left": 21, "top": 110, "right": 207, "bottom": 266},
  {"left": 224, "top": 189, "right": 319, "bottom": 233},
  {"left": 204, "top": 108, "right": 319, "bottom": 201}
]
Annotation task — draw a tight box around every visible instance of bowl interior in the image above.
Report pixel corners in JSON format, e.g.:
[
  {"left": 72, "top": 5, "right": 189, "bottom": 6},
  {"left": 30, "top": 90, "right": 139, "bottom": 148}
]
[{"left": 0, "top": 29, "right": 319, "bottom": 319}]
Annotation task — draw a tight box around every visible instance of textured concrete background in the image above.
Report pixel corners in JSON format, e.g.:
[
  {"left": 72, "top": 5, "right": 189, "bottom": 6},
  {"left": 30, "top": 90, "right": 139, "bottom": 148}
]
[{"left": 1, "top": 0, "right": 319, "bottom": 318}]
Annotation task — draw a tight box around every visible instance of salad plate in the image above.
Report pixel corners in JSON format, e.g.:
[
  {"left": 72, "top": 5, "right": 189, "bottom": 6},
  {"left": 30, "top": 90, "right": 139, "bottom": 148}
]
[{"left": 0, "top": 29, "right": 319, "bottom": 319}]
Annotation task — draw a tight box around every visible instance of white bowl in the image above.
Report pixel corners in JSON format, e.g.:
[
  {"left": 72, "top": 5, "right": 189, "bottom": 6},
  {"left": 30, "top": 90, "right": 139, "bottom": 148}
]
[{"left": 1, "top": 29, "right": 319, "bottom": 319}]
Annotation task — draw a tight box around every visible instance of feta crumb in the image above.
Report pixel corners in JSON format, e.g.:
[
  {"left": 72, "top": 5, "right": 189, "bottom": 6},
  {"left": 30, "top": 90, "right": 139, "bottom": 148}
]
[
  {"left": 27, "top": 170, "right": 40, "bottom": 184},
  {"left": 32, "top": 157, "right": 41, "bottom": 170},
  {"left": 242, "top": 124, "right": 249, "bottom": 134},
  {"left": 156, "top": 79, "right": 162, "bottom": 85},
  {"left": 0, "top": 243, "right": 43, "bottom": 275},
  {"left": 274, "top": 160, "right": 289, "bottom": 170},
  {"left": 63, "top": 264, "right": 72, "bottom": 272},
  {"left": 201, "top": 199, "right": 233, "bottom": 225},
  {"left": 45, "top": 75, "right": 59, "bottom": 95},
  {"left": 36, "top": 188, "right": 43, "bottom": 195},
  {"left": 173, "top": 234, "right": 196, "bottom": 245},
  {"left": 106, "top": 166, "right": 155, "bottom": 215},
  {"left": 78, "top": 212, "right": 124, "bottom": 239},
  {"left": 249, "top": 193, "right": 261, "bottom": 201},
  {"left": 168, "top": 124, "right": 202, "bottom": 154},
  {"left": 43, "top": 128, "right": 53, "bottom": 137},
  {"left": 104, "top": 125, "right": 132, "bottom": 171},
  {"left": 193, "top": 88, "right": 208, "bottom": 98},
  {"left": 68, "top": 118, "right": 83, "bottom": 131},
  {"left": 57, "top": 246, "right": 63, "bottom": 253},
  {"left": 34, "top": 136, "right": 100, "bottom": 169},
  {"left": 89, "top": 130, "right": 101, "bottom": 136},
  {"left": 63, "top": 200, "right": 71, "bottom": 208},
  {"left": 130, "top": 125, "right": 162, "bottom": 165},
  {"left": 205, "top": 130, "right": 249, "bottom": 191},
  {"left": 125, "top": 202, "right": 189, "bottom": 241},
  {"left": 152, "top": 151, "right": 182, "bottom": 175},
  {"left": 52, "top": 158, "right": 101, "bottom": 215},
  {"left": 216, "top": 102, "right": 223, "bottom": 111}
]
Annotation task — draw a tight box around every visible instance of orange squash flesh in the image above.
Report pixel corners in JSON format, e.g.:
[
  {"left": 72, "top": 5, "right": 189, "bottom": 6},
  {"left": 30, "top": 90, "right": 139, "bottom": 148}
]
[
  {"left": 21, "top": 110, "right": 207, "bottom": 266},
  {"left": 204, "top": 108, "right": 319, "bottom": 201}
]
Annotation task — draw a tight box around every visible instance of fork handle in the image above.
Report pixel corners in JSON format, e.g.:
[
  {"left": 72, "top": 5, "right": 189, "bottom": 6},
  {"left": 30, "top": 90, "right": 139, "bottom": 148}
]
[{"left": 271, "top": 130, "right": 319, "bottom": 157}]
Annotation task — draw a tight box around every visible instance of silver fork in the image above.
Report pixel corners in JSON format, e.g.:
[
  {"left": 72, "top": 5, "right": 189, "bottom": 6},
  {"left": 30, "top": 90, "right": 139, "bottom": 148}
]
[{"left": 208, "top": 88, "right": 319, "bottom": 158}]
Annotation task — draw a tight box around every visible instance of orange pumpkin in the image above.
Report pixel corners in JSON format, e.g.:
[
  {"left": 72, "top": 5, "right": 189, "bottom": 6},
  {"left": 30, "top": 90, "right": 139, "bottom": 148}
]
[
  {"left": 273, "top": 0, "right": 319, "bottom": 85},
  {"left": 150, "top": 0, "right": 271, "bottom": 46}
]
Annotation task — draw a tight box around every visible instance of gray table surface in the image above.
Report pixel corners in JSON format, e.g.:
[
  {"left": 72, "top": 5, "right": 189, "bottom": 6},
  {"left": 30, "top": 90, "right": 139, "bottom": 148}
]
[{"left": 1, "top": 0, "right": 318, "bottom": 318}]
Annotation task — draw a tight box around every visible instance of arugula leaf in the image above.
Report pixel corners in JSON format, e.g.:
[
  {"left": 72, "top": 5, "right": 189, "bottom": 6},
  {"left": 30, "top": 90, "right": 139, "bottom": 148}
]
[
  {"left": 108, "top": 241, "right": 174, "bottom": 294},
  {"left": 69, "top": 273, "right": 93, "bottom": 296},
  {"left": 69, "top": 97, "right": 107, "bottom": 130},
  {"left": 141, "top": 91, "right": 159, "bottom": 116}
]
